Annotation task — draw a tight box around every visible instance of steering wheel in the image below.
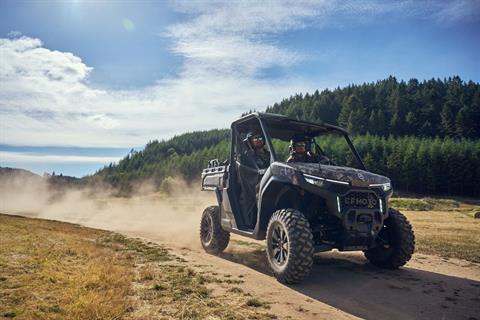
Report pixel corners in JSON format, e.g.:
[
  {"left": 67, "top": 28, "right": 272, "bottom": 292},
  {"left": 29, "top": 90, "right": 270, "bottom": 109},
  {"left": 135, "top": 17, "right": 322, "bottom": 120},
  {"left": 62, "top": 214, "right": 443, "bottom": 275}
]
[{"left": 318, "top": 155, "right": 335, "bottom": 166}]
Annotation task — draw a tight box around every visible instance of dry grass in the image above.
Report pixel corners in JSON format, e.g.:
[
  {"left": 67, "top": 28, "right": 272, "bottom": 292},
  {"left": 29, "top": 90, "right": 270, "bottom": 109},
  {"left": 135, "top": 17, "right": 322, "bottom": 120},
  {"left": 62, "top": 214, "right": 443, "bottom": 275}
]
[
  {"left": 0, "top": 214, "right": 133, "bottom": 319},
  {"left": 231, "top": 239, "right": 265, "bottom": 250},
  {"left": 128, "top": 260, "right": 276, "bottom": 319},
  {"left": 0, "top": 214, "right": 277, "bottom": 319},
  {"left": 404, "top": 210, "right": 480, "bottom": 263},
  {"left": 391, "top": 197, "right": 480, "bottom": 262}
]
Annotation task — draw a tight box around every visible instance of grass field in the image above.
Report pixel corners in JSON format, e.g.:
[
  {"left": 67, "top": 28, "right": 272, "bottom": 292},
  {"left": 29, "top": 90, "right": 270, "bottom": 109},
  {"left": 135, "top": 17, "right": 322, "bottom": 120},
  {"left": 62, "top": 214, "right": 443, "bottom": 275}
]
[
  {"left": 403, "top": 210, "right": 480, "bottom": 263},
  {"left": 389, "top": 197, "right": 480, "bottom": 263},
  {"left": 1, "top": 196, "right": 479, "bottom": 319},
  {"left": 0, "top": 214, "right": 277, "bottom": 320},
  {"left": 390, "top": 197, "right": 480, "bottom": 212}
]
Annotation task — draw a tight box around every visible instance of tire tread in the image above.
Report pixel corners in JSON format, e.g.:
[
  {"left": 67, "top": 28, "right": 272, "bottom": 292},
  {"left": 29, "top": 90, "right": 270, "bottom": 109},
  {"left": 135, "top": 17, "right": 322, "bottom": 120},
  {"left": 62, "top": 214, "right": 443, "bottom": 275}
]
[
  {"left": 365, "top": 208, "right": 415, "bottom": 268},
  {"left": 200, "top": 206, "right": 230, "bottom": 254},
  {"left": 266, "top": 208, "right": 314, "bottom": 284}
]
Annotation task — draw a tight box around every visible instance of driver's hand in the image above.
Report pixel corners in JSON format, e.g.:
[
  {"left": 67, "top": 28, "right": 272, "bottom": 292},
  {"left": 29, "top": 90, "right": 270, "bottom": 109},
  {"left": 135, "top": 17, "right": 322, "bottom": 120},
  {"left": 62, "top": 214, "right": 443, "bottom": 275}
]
[{"left": 319, "top": 156, "right": 332, "bottom": 165}]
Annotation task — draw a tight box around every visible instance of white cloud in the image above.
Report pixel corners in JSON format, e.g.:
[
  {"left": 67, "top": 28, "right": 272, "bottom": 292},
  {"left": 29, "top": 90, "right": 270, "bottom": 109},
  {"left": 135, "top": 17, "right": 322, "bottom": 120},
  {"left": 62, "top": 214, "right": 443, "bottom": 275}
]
[
  {"left": 0, "top": 32, "right": 312, "bottom": 148},
  {"left": 166, "top": 0, "right": 343, "bottom": 78},
  {"left": 430, "top": 0, "right": 480, "bottom": 24},
  {"left": 0, "top": 151, "right": 121, "bottom": 164},
  {"left": 1, "top": 1, "right": 475, "bottom": 149},
  {"left": 7, "top": 30, "right": 22, "bottom": 38},
  {"left": 171, "top": 35, "right": 301, "bottom": 78},
  {"left": 0, "top": 37, "right": 91, "bottom": 83}
]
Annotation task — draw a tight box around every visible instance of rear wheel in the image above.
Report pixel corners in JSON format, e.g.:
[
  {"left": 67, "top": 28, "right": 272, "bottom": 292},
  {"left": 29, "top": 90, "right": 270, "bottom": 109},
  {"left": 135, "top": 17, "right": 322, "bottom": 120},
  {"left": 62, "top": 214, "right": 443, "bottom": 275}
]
[
  {"left": 200, "top": 206, "right": 230, "bottom": 254},
  {"left": 266, "top": 208, "right": 314, "bottom": 284},
  {"left": 365, "top": 208, "right": 415, "bottom": 268}
]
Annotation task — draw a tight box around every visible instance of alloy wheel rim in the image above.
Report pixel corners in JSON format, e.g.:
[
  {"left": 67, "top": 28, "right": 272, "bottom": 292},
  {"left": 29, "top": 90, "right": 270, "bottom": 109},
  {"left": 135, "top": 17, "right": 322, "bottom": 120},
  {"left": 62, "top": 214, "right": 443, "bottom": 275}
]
[
  {"left": 270, "top": 223, "right": 289, "bottom": 266},
  {"left": 201, "top": 214, "right": 213, "bottom": 245}
]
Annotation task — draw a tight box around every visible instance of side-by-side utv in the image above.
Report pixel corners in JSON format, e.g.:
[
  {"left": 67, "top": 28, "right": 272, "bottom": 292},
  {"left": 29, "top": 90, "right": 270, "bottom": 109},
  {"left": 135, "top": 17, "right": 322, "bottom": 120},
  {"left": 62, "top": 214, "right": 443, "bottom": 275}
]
[{"left": 200, "top": 112, "right": 415, "bottom": 284}]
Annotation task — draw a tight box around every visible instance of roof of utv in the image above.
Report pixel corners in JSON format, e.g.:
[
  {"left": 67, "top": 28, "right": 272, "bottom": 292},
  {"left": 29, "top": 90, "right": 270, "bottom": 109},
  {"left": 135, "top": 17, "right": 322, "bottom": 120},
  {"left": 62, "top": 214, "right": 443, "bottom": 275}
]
[{"left": 233, "top": 112, "right": 347, "bottom": 141}]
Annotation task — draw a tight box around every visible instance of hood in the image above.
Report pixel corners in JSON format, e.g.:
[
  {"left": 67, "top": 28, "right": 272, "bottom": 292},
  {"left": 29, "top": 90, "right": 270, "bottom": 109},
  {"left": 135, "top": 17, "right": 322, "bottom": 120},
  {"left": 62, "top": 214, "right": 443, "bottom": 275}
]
[{"left": 288, "top": 163, "right": 390, "bottom": 186}]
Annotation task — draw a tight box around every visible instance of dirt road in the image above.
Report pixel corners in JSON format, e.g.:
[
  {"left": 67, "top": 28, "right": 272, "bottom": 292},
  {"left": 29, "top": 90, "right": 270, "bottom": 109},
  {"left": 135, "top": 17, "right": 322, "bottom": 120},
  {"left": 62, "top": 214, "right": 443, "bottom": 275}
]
[
  {"left": 2, "top": 192, "right": 479, "bottom": 320},
  {"left": 120, "top": 230, "right": 479, "bottom": 320}
]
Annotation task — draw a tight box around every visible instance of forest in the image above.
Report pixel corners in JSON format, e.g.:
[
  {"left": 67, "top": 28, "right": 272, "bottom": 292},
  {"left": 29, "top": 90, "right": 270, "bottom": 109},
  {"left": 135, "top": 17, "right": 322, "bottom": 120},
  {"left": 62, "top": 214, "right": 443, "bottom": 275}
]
[
  {"left": 267, "top": 76, "right": 480, "bottom": 138},
  {"left": 91, "top": 76, "right": 480, "bottom": 197}
]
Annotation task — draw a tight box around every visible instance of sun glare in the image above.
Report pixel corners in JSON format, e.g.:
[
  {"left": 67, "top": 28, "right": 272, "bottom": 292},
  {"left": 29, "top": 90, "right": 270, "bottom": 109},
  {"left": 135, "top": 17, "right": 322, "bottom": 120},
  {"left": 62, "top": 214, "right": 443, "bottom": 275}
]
[{"left": 122, "top": 18, "right": 135, "bottom": 32}]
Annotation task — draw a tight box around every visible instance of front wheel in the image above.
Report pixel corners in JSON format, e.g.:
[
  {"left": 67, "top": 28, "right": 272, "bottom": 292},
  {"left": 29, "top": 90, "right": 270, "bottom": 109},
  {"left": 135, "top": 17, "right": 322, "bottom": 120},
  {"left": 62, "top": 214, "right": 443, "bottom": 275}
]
[
  {"left": 200, "top": 206, "right": 230, "bottom": 254},
  {"left": 266, "top": 208, "right": 314, "bottom": 284},
  {"left": 364, "top": 208, "right": 415, "bottom": 268}
]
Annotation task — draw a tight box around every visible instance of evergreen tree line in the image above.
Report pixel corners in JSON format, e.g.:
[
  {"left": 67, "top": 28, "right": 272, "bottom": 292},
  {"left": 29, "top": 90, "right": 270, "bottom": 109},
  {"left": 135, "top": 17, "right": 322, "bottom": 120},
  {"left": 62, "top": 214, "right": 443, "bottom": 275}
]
[
  {"left": 319, "top": 135, "right": 480, "bottom": 197},
  {"left": 91, "top": 76, "right": 480, "bottom": 197},
  {"left": 92, "top": 132, "right": 480, "bottom": 197},
  {"left": 266, "top": 76, "right": 480, "bottom": 138},
  {"left": 90, "top": 129, "right": 230, "bottom": 194}
]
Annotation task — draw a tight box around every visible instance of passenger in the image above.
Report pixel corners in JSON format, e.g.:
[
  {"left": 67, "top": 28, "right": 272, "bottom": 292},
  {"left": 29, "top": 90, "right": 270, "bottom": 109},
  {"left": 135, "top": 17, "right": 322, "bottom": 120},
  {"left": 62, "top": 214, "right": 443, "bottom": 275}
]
[
  {"left": 244, "top": 131, "right": 270, "bottom": 169},
  {"left": 287, "top": 135, "right": 314, "bottom": 163},
  {"left": 240, "top": 131, "right": 270, "bottom": 227}
]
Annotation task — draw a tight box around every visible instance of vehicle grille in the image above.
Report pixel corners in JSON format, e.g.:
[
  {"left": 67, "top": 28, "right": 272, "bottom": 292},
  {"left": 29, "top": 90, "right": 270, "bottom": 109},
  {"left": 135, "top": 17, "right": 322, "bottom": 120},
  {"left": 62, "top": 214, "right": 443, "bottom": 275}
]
[{"left": 342, "top": 191, "right": 379, "bottom": 210}]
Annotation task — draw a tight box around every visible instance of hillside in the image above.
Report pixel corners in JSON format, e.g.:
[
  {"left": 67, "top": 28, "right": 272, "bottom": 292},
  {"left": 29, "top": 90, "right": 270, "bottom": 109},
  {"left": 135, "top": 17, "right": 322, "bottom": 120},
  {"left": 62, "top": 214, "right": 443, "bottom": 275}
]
[
  {"left": 91, "top": 76, "right": 480, "bottom": 197},
  {"left": 267, "top": 76, "right": 480, "bottom": 138},
  {"left": 0, "top": 167, "right": 41, "bottom": 180},
  {"left": 0, "top": 167, "right": 85, "bottom": 190},
  {"left": 88, "top": 129, "right": 230, "bottom": 193}
]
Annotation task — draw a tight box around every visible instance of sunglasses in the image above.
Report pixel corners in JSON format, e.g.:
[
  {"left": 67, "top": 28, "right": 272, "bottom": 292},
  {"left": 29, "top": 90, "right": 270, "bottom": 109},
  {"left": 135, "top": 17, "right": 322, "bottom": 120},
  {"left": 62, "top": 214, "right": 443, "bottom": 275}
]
[
  {"left": 294, "top": 142, "right": 306, "bottom": 147},
  {"left": 252, "top": 136, "right": 263, "bottom": 141}
]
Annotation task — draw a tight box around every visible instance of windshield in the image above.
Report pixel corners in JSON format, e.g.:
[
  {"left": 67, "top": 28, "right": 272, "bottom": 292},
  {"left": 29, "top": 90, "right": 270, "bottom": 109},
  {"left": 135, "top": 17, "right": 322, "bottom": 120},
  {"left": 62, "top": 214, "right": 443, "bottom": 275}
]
[{"left": 261, "top": 117, "right": 364, "bottom": 169}]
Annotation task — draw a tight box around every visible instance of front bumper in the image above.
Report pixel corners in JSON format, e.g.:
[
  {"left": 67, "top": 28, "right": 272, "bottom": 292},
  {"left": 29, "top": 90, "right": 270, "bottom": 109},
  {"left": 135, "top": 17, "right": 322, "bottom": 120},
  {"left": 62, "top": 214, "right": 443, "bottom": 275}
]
[{"left": 300, "top": 176, "right": 391, "bottom": 251}]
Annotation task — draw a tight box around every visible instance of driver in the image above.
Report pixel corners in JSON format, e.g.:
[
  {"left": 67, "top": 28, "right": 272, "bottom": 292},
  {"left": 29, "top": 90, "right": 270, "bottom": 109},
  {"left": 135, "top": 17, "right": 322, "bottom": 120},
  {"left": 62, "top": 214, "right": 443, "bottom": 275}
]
[
  {"left": 244, "top": 131, "right": 270, "bottom": 169},
  {"left": 287, "top": 135, "right": 314, "bottom": 163}
]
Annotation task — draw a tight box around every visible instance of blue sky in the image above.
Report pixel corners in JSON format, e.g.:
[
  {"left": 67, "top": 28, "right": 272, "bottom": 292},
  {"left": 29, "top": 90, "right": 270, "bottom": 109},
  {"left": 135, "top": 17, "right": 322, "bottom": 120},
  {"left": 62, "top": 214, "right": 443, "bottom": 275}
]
[{"left": 1, "top": 0, "right": 479, "bottom": 177}]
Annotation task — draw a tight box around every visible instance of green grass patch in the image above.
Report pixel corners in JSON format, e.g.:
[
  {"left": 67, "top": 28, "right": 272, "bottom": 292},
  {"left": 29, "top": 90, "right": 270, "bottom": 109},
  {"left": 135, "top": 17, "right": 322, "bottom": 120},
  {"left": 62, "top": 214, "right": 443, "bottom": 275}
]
[
  {"left": 390, "top": 198, "right": 434, "bottom": 211},
  {"left": 390, "top": 197, "right": 461, "bottom": 211}
]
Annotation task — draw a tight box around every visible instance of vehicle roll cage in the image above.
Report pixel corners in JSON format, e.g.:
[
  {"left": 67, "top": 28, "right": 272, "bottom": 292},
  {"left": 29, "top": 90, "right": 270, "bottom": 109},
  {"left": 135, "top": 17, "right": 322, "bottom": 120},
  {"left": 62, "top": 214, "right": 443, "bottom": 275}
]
[{"left": 232, "top": 113, "right": 367, "bottom": 171}]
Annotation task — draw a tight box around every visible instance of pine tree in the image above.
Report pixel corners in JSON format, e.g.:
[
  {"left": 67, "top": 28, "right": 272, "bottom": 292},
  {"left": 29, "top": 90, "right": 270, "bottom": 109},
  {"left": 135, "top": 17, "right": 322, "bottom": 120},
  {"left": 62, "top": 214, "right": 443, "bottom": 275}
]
[
  {"left": 368, "top": 110, "right": 377, "bottom": 133},
  {"left": 455, "top": 106, "right": 471, "bottom": 137},
  {"left": 338, "top": 96, "right": 354, "bottom": 128},
  {"left": 375, "top": 110, "right": 388, "bottom": 136},
  {"left": 405, "top": 111, "right": 417, "bottom": 133},
  {"left": 440, "top": 102, "right": 455, "bottom": 137},
  {"left": 469, "top": 90, "right": 480, "bottom": 137},
  {"left": 390, "top": 112, "right": 402, "bottom": 135}
]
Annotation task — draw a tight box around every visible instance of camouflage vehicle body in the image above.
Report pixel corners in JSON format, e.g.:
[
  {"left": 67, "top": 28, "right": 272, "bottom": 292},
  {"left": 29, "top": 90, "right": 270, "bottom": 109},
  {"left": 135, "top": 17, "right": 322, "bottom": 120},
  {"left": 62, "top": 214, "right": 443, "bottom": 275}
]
[{"left": 200, "top": 113, "right": 414, "bottom": 283}]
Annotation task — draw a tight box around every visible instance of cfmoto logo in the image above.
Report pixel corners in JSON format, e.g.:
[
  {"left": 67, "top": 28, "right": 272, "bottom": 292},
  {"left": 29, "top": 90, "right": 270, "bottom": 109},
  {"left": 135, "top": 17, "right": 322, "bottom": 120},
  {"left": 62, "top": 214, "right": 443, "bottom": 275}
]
[
  {"left": 344, "top": 193, "right": 378, "bottom": 209},
  {"left": 367, "top": 194, "right": 377, "bottom": 209},
  {"left": 345, "top": 197, "right": 368, "bottom": 206}
]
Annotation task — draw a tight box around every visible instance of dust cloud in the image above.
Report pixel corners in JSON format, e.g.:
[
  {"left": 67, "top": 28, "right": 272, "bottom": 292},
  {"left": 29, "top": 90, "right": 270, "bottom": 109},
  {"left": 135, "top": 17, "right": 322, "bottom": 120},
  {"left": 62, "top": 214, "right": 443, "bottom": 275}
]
[{"left": 0, "top": 174, "right": 216, "bottom": 248}]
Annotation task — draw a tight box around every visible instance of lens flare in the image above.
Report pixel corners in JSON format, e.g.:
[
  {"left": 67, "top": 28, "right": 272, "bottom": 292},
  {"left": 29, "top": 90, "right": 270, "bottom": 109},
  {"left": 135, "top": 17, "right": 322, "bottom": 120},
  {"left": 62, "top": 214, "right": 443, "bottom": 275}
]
[{"left": 122, "top": 18, "right": 135, "bottom": 32}]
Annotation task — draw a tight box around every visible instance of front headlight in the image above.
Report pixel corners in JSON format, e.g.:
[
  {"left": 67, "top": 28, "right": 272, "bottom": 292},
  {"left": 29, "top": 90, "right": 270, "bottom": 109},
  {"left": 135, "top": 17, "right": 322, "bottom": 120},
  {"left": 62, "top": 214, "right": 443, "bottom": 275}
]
[
  {"left": 303, "top": 174, "right": 350, "bottom": 186},
  {"left": 304, "top": 174, "right": 325, "bottom": 187},
  {"left": 370, "top": 182, "right": 392, "bottom": 192}
]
